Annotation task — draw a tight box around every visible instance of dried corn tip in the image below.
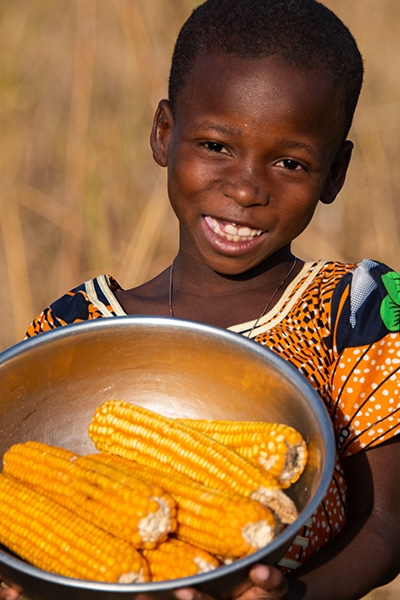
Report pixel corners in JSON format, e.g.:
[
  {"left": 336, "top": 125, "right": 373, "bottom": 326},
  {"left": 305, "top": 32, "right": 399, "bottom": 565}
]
[
  {"left": 89, "top": 453, "right": 279, "bottom": 559},
  {"left": 143, "top": 538, "right": 220, "bottom": 582},
  {"left": 2, "top": 441, "right": 176, "bottom": 548},
  {"left": 0, "top": 474, "right": 149, "bottom": 583},
  {"left": 177, "top": 419, "right": 308, "bottom": 488},
  {"left": 88, "top": 401, "right": 298, "bottom": 524}
]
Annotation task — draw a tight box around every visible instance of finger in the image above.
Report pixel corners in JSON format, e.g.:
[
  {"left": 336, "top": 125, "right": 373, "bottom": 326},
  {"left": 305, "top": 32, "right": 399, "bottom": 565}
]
[
  {"left": 0, "top": 589, "right": 20, "bottom": 600},
  {"left": 230, "top": 565, "right": 288, "bottom": 600},
  {"left": 0, "top": 581, "right": 21, "bottom": 600},
  {"left": 174, "top": 586, "right": 215, "bottom": 600},
  {"left": 249, "top": 565, "right": 286, "bottom": 589},
  {"left": 248, "top": 565, "right": 288, "bottom": 598}
]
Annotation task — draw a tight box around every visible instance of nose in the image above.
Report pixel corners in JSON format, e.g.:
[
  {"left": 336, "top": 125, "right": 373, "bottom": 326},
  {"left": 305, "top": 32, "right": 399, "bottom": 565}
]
[{"left": 221, "top": 160, "right": 269, "bottom": 207}]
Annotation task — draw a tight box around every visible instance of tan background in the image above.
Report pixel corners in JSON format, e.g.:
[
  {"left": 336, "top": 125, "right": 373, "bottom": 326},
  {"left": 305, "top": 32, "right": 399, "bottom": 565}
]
[{"left": 0, "top": 2, "right": 399, "bottom": 596}]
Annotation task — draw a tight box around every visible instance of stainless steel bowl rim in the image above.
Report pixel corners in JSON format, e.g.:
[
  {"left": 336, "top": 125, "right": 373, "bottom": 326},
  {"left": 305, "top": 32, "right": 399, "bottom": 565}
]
[{"left": 0, "top": 316, "right": 336, "bottom": 592}]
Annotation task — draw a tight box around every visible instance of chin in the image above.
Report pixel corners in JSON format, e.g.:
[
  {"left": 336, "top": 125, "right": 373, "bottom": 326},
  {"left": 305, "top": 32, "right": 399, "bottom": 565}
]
[{"left": 209, "top": 260, "right": 262, "bottom": 278}]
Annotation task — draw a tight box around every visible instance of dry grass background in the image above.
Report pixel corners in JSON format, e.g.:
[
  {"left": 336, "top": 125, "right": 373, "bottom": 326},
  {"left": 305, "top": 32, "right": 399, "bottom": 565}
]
[
  {"left": 0, "top": 1, "right": 399, "bottom": 597},
  {"left": 1, "top": 0, "right": 400, "bottom": 349}
]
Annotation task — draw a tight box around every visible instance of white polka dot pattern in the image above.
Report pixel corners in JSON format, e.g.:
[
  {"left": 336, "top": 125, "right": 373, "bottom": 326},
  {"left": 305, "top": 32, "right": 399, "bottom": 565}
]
[{"left": 254, "top": 260, "right": 400, "bottom": 571}]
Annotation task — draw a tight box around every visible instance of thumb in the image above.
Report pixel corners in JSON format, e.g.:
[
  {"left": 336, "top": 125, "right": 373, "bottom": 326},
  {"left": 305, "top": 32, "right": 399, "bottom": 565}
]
[
  {"left": 248, "top": 564, "right": 288, "bottom": 596},
  {"left": 0, "top": 589, "right": 20, "bottom": 600}
]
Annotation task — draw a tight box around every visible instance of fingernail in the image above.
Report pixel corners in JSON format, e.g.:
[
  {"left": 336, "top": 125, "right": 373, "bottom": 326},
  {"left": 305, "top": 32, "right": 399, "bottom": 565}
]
[
  {"left": 175, "top": 589, "right": 195, "bottom": 600},
  {"left": 255, "top": 565, "right": 271, "bottom": 581}
]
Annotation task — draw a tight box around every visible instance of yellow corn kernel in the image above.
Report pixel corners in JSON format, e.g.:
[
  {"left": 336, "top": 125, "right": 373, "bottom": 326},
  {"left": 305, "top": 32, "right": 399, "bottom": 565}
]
[
  {"left": 88, "top": 401, "right": 298, "bottom": 524},
  {"left": 2, "top": 441, "right": 176, "bottom": 548},
  {"left": 89, "top": 453, "right": 279, "bottom": 559},
  {"left": 143, "top": 538, "right": 220, "bottom": 581},
  {"left": 0, "top": 474, "right": 149, "bottom": 583},
  {"left": 177, "top": 418, "right": 308, "bottom": 488}
]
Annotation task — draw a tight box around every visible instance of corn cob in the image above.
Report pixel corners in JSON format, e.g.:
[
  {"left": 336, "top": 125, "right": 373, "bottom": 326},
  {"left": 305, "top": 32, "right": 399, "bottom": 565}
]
[
  {"left": 2, "top": 441, "right": 176, "bottom": 549},
  {"left": 143, "top": 538, "right": 220, "bottom": 581},
  {"left": 89, "top": 453, "right": 280, "bottom": 559},
  {"left": 88, "top": 401, "right": 298, "bottom": 524},
  {"left": 176, "top": 418, "right": 307, "bottom": 488},
  {"left": 0, "top": 474, "right": 149, "bottom": 583}
]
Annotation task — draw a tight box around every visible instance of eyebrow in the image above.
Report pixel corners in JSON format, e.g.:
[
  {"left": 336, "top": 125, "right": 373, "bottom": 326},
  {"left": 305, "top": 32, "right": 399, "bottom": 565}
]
[
  {"left": 277, "top": 139, "right": 317, "bottom": 157},
  {"left": 186, "top": 123, "right": 319, "bottom": 158},
  {"left": 187, "top": 122, "right": 243, "bottom": 137}
]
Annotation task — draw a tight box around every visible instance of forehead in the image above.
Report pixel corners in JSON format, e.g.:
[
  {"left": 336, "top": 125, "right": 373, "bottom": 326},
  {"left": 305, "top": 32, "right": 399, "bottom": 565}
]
[{"left": 174, "top": 53, "right": 342, "bottom": 147}]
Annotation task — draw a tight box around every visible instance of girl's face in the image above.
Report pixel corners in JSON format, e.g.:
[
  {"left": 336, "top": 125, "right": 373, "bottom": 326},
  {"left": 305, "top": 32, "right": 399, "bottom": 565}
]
[{"left": 152, "top": 53, "right": 352, "bottom": 276}]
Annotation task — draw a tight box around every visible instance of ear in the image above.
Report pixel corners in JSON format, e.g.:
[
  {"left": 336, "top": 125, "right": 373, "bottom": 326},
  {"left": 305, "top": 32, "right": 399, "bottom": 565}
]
[
  {"left": 150, "top": 99, "right": 174, "bottom": 167},
  {"left": 320, "top": 140, "right": 353, "bottom": 205}
]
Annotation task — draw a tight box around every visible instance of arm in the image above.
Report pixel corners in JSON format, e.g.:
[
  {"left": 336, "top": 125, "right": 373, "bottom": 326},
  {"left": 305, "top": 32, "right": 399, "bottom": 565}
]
[
  {"left": 174, "top": 436, "right": 400, "bottom": 600},
  {"left": 284, "top": 435, "right": 400, "bottom": 599}
]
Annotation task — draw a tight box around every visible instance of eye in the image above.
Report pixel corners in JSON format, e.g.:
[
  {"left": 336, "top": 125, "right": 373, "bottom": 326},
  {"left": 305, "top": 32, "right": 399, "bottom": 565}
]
[
  {"left": 203, "top": 141, "right": 227, "bottom": 153},
  {"left": 276, "top": 158, "right": 304, "bottom": 171}
]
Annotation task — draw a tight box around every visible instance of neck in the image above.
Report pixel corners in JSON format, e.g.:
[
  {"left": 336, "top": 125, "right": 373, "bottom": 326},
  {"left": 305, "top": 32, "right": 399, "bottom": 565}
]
[
  {"left": 168, "top": 247, "right": 302, "bottom": 327},
  {"left": 171, "top": 246, "right": 299, "bottom": 298}
]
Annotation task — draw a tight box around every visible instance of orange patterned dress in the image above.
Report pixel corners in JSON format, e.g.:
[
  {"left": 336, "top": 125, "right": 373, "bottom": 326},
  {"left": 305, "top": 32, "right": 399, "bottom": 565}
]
[{"left": 25, "top": 259, "right": 400, "bottom": 570}]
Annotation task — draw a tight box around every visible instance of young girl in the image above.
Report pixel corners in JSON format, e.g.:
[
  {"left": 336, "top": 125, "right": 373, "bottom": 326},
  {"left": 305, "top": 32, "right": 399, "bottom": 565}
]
[{"left": 5, "top": 1, "right": 399, "bottom": 599}]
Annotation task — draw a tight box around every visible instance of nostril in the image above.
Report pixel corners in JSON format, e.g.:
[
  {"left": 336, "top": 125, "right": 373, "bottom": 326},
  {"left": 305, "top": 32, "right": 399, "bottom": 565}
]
[
  {"left": 220, "top": 163, "right": 269, "bottom": 207},
  {"left": 222, "top": 180, "right": 269, "bottom": 207}
]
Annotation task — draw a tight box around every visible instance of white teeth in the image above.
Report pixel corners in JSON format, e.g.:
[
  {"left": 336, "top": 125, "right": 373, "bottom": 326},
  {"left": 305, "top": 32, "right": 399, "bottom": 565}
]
[
  {"left": 206, "top": 216, "right": 263, "bottom": 241},
  {"left": 238, "top": 226, "right": 252, "bottom": 236},
  {"left": 224, "top": 224, "right": 238, "bottom": 235}
]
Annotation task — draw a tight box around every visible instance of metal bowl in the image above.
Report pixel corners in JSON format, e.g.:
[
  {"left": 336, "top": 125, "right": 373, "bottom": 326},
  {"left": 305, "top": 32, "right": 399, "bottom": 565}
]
[{"left": 0, "top": 317, "right": 335, "bottom": 600}]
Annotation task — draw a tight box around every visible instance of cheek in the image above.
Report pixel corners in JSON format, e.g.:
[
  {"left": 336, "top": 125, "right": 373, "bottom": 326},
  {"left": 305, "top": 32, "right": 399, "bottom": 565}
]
[
  {"left": 167, "top": 163, "right": 199, "bottom": 221},
  {"left": 167, "top": 161, "right": 188, "bottom": 207},
  {"left": 168, "top": 151, "right": 195, "bottom": 191},
  {"left": 294, "top": 204, "right": 320, "bottom": 235},
  {"left": 278, "top": 196, "right": 320, "bottom": 235},
  {"left": 167, "top": 155, "right": 214, "bottom": 207}
]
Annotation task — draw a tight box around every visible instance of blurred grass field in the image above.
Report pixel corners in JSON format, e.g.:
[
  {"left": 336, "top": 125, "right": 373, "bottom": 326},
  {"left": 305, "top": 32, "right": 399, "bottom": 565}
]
[
  {"left": 0, "top": 0, "right": 400, "bottom": 349},
  {"left": 0, "top": 1, "right": 399, "bottom": 597},
  {"left": 1, "top": 0, "right": 400, "bottom": 349}
]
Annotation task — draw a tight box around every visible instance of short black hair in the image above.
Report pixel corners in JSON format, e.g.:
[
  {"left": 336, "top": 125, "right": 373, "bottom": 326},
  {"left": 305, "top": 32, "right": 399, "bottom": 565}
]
[{"left": 168, "top": 0, "right": 364, "bottom": 141}]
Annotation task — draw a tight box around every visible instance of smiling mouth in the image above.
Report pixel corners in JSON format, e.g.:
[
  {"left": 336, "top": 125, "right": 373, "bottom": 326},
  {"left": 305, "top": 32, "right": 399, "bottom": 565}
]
[{"left": 205, "top": 216, "right": 264, "bottom": 242}]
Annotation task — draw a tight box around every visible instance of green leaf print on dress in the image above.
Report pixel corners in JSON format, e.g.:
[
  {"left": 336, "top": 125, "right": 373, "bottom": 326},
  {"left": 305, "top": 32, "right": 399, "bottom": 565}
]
[{"left": 380, "top": 272, "right": 400, "bottom": 331}]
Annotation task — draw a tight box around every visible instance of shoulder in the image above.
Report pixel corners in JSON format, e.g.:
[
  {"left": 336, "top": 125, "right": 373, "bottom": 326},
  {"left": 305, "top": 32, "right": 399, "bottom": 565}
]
[
  {"left": 327, "top": 259, "right": 400, "bottom": 350},
  {"left": 304, "top": 259, "right": 397, "bottom": 320},
  {"left": 287, "top": 259, "right": 399, "bottom": 351},
  {"left": 292, "top": 260, "right": 356, "bottom": 304},
  {"left": 307, "top": 258, "right": 395, "bottom": 285},
  {"left": 327, "top": 260, "right": 400, "bottom": 456},
  {"left": 25, "top": 275, "right": 124, "bottom": 338}
]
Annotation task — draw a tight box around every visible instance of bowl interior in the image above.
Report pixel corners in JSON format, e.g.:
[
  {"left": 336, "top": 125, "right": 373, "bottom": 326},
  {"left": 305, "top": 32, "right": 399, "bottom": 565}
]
[{"left": 0, "top": 317, "right": 335, "bottom": 600}]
